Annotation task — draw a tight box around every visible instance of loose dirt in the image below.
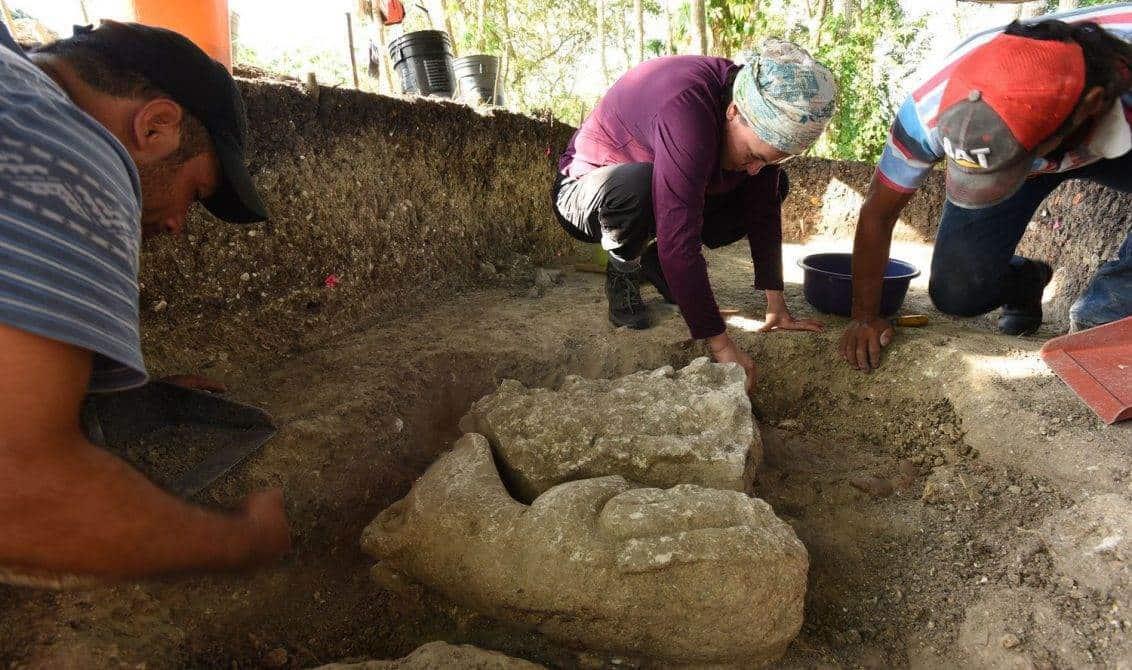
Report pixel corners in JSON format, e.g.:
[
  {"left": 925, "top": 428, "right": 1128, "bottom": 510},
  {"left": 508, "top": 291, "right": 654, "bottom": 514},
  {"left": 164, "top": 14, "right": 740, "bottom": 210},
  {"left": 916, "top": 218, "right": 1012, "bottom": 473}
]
[{"left": 1, "top": 243, "right": 1128, "bottom": 669}]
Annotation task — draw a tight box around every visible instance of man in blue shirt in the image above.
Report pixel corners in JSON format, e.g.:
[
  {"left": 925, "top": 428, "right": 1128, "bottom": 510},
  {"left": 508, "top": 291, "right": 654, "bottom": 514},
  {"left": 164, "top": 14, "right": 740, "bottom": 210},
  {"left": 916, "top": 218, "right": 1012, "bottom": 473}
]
[{"left": 0, "top": 21, "right": 290, "bottom": 584}]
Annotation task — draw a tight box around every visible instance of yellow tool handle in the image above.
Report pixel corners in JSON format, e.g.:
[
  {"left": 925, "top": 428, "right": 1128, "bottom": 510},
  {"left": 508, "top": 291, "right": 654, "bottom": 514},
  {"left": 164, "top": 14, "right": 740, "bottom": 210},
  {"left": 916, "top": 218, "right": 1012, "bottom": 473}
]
[{"left": 893, "top": 314, "right": 929, "bottom": 327}]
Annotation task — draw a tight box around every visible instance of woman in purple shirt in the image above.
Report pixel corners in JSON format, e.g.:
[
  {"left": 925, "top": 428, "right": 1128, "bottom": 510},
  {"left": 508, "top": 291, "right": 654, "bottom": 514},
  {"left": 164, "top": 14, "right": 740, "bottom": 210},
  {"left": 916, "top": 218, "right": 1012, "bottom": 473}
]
[{"left": 553, "top": 40, "right": 837, "bottom": 392}]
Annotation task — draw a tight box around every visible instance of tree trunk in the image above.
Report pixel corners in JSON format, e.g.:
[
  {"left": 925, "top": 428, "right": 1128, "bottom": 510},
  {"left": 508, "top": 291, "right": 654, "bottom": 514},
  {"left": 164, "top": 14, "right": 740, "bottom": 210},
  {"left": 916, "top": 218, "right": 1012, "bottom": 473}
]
[
  {"left": 634, "top": 0, "right": 644, "bottom": 63},
  {"left": 425, "top": 0, "right": 455, "bottom": 50},
  {"left": 377, "top": 21, "right": 398, "bottom": 93},
  {"left": 664, "top": 0, "right": 675, "bottom": 54},
  {"left": 619, "top": 7, "right": 634, "bottom": 68},
  {"left": 807, "top": 0, "right": 831, "bottom": 50},
  {"left": 500, "top": 0, "right": 519, "bottom": 107},
  {"left": 713, "top": 1, "right": 733, "bottom": 58},
  {"left": 598, "top": 0, "right": 609, "bottom": 85},
  {"left": 833, "top": 0, "right": 856, "bottom": 26},
  {"left": 475, "top": 0, "right": 487, "bottom": 52},
  {"left": 1014, "top": 1, "right": 1044, "bottom": 19},
  {"left": 1059, "top": 0, "right": 1078, "bottom": 10},
  {"left": 689, "top": 0, "right": 707, "bottom": 55}
]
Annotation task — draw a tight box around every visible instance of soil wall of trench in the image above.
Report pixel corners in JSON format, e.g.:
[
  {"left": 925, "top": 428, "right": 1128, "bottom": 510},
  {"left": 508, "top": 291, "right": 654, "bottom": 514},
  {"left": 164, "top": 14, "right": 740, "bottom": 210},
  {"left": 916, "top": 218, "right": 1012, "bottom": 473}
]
[{"left": 138, "top": 80, "right": 1129, "bottom": 375}]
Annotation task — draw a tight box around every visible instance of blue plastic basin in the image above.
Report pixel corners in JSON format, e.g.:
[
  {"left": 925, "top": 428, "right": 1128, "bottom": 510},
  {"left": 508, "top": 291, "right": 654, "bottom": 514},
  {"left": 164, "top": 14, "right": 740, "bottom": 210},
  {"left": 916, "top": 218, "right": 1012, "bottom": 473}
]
[{"left": 798, "top": 252, "right": 920, "bottom": 318}]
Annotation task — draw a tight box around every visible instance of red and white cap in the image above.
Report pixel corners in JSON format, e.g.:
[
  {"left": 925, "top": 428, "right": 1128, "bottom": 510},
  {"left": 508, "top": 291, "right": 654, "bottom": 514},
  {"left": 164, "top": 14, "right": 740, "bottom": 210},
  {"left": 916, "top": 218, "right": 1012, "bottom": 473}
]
[{"left": 938, "top": 33, "right": 1086, "bottom": 209}]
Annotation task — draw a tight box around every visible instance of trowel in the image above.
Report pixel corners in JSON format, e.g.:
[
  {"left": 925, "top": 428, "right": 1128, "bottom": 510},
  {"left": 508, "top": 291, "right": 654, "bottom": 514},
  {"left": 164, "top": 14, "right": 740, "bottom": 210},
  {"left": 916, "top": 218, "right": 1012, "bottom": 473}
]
[{"left": 81, "top": 380, "right": 277, "bottom": 498}]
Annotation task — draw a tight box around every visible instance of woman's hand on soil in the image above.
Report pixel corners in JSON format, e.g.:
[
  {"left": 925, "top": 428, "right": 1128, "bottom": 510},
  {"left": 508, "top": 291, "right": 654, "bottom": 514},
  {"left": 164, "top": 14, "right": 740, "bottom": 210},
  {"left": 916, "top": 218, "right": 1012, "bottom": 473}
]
[
  {"left": 707, "top": 333, "right": 757, "bottom": 394},
  {"left": 839, "top": 318, "right": 894, "bottom": 373},
  {"left": 758, "top": 311, "right": 825, "bottom": 333}
]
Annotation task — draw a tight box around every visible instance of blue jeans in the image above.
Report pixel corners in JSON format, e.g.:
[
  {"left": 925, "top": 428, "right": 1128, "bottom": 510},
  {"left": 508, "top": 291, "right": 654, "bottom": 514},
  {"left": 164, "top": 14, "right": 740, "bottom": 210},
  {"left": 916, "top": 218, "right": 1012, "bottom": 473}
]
[{"left": 929, "top": 151, "right": 1132, "bottom": 328}]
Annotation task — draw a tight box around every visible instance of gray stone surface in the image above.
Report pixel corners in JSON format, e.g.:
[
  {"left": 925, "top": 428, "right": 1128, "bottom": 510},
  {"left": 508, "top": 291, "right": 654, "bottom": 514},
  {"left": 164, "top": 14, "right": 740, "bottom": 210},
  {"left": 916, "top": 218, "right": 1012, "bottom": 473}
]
[
  {"left": 362, "top": 433, "right": 807, "bottom": 667},
  {"left": 315, "top": 641, "right": 546, "bottom": 669},
  {"left": 458, "top": 357, "right": 761, "bottom": 502}
]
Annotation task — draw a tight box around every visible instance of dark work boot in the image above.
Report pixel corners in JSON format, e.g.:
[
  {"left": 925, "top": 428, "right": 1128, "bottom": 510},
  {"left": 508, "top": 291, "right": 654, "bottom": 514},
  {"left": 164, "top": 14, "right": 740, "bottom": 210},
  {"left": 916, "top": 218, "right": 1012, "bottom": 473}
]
[
  {"left": 998, "top": 259, "right": 1053, "bottom": 336},
  {"left": 605, "top": 262, "right": 650, "bottom": 329},
  {"left": 640, "top": 241, "right": 676, "bottom": 304}
]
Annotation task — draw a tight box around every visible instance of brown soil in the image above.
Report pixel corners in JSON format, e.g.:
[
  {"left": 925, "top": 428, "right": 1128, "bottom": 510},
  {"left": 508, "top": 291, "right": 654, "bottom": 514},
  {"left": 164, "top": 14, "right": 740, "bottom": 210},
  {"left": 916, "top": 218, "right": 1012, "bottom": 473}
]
[{"left": 1, "top": 244, "right": 1128, "bottom": 669}]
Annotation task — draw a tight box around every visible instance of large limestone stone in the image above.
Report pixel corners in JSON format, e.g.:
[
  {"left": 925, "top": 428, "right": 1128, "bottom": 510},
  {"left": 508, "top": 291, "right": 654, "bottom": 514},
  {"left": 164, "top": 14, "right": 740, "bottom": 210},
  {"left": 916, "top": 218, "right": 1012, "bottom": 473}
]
[
  {"left": 458, "top": 357, "right": 760, "bottom": 502},
  {"left": 362, "top": 433, "right": 807, "bottom": 667},
  {"left": 316, "top": 641, "right": 545, "bottom": 669}
]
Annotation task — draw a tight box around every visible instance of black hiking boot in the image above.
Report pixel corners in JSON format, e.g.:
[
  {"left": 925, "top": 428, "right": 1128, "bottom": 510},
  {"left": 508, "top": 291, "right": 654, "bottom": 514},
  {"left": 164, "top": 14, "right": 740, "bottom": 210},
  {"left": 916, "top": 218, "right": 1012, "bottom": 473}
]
[
  {"left": 605, "top": 262, "right": 650, "bottom": 329},
  {"left": 640, "top": 241, "right": 676, "bottom": 304},
  {"left": 998, "top": 259, "right": 1053, "bottom": 336}
]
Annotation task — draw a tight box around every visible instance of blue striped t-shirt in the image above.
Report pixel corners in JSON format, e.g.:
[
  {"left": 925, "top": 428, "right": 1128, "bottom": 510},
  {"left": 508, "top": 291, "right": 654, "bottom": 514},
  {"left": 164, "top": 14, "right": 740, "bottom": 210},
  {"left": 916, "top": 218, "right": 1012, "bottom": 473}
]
[{"left": 0, "top": 24, "right": 146, "bottom": 391}]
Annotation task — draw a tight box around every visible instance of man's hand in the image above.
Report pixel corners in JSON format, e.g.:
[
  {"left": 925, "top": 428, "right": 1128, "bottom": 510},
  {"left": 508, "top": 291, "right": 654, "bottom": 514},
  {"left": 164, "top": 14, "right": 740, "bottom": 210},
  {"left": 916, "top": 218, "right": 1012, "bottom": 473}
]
[
  {"left": 840, "top": 172, "right": 916, "bottom": 372},
  {"left": 708, "top": 333, "right": 757, "bottom": 393},
  {"left": 839, "top": 318, "right": 894, "bottom": 373},
  {"left": 238, "top": 489, "right": 292, "bottom": 565},
  {"left": 0, "top": 323, "right": 292, "bottom": 582},
  {"left": 160, "top": 374, "right": 227, "bottom": 393}
]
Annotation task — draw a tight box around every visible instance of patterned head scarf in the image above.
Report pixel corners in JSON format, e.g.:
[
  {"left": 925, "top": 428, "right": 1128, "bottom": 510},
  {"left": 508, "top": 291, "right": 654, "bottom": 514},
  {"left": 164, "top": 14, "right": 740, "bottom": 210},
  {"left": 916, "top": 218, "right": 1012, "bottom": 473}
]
[{"left": 732, "top": 39, "right": 838, "bottom": 155}]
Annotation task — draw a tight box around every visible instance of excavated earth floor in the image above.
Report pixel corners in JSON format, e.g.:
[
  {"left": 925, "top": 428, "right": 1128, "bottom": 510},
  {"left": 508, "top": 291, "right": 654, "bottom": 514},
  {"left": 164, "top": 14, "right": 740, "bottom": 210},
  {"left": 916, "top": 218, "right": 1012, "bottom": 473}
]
[{"left": 0, "top": 242, "right": 1129, "bottom": 669}]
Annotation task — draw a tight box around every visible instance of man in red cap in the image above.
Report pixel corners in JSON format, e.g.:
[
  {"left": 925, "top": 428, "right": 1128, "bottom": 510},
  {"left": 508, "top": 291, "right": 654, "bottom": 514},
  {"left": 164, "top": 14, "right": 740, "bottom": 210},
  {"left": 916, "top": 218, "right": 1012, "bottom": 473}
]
[
  {"left": 840, "top": 5, "right": 1132, "bottom": 372},
  {"left": 0, "top": 21, "right": 290, "bottom": 585}
]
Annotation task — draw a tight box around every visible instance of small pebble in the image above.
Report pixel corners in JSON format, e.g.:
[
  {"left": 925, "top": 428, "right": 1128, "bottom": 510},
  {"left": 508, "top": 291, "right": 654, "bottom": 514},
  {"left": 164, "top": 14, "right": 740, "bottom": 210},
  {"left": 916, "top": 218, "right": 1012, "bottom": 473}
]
[
  {"left": 152, "top": 299, "right": 167, "bottom": 313},
  {"left": 1001, "top": 633, "right": 1021, "bottom": 649},
  {"left": 240, "top": 272, "right": 251, "bottom": 282},
  {"left": 850, "top": 475, "right": 894, "bottom": 498},
  {"left": 262, "top": 647, "right": 288, "bottom": 668}
]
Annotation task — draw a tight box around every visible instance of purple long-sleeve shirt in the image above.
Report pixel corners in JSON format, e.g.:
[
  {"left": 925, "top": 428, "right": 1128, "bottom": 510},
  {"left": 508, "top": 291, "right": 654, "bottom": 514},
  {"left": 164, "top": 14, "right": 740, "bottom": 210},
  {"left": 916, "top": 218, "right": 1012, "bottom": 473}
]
[{"left": 558, "top": 56, "right": 785, "bottom": 339}]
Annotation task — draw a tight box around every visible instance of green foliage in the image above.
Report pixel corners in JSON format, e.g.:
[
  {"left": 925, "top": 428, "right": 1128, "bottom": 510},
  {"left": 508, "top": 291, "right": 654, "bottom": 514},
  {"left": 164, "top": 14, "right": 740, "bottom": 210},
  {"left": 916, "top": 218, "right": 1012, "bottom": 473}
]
[
  {"left": 673, "top": 0, "right": 925, "bottom": 162},
  {"left": 228, "top": 0, "right": 1095, "bottom": 161},
  {"left": 1044, "top": 0, "right": 1121, "bottom": 10},
  {"left": 235, "top": 41, "right": 360, "bottom": 89},
  {"left": 812, "top": 0, "right": 925, "bottom": 162},
  {"left": 444, "top": 0, "right": 602, "bottom": 117}
]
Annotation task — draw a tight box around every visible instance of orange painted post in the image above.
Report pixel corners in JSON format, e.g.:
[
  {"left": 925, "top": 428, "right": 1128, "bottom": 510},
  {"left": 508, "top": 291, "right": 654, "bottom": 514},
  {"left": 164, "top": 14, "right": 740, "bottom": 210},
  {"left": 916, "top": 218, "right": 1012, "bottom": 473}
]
[{"left": 129, "top": 0, "right": 232, "bottom": 69}]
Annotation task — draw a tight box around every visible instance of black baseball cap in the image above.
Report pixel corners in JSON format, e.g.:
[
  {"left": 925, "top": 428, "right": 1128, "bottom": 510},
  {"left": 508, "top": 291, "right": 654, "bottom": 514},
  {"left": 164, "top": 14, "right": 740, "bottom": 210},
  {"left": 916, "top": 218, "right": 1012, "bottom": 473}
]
[{"left": 68, "top": 21, "right": 268, "bottom": 223}]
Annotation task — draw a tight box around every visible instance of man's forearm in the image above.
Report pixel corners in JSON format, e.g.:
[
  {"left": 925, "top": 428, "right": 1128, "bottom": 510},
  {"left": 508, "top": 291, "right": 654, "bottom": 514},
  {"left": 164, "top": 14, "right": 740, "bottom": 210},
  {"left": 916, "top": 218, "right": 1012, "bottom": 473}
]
[
  {"left": 850, "top": 177, "right": 913, "bottom": 321},
  {"left": 0, "top": 435, "right": 256, "bottom": 579},
  {"left": 850, "top": 215, "right": 894, "bottom": 321}
]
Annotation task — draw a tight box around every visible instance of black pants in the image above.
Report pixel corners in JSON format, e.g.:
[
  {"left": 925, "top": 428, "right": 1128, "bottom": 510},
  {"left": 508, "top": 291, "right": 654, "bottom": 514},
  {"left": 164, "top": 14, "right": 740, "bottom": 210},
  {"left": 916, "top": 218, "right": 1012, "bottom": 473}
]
[
  {"left": 552, "top": 163, "right": 789, "bottom": 265},
  {"left": 928, "top": 151, "right": 1132, "bottom": 325}
]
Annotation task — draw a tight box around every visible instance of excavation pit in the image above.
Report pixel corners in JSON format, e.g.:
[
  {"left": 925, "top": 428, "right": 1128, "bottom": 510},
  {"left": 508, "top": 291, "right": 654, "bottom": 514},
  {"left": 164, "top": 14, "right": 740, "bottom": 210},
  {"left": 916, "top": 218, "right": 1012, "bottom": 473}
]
[{"left": 1, "top": 241, "right": 1128, "bottom": 668}]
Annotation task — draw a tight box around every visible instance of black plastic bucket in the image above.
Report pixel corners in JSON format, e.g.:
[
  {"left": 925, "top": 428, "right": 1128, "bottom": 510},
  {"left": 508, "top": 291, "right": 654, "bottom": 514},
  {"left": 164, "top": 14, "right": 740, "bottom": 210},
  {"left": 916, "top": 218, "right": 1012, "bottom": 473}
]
[
  {"left": 388, "top": 30, "right": 456, "bottom": 97},
  {"left": 798, "top": 252, "right": 921, "bottom": 317},
  {"left": 453, "top": 54, "right": 504, "bottom": 106}
]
